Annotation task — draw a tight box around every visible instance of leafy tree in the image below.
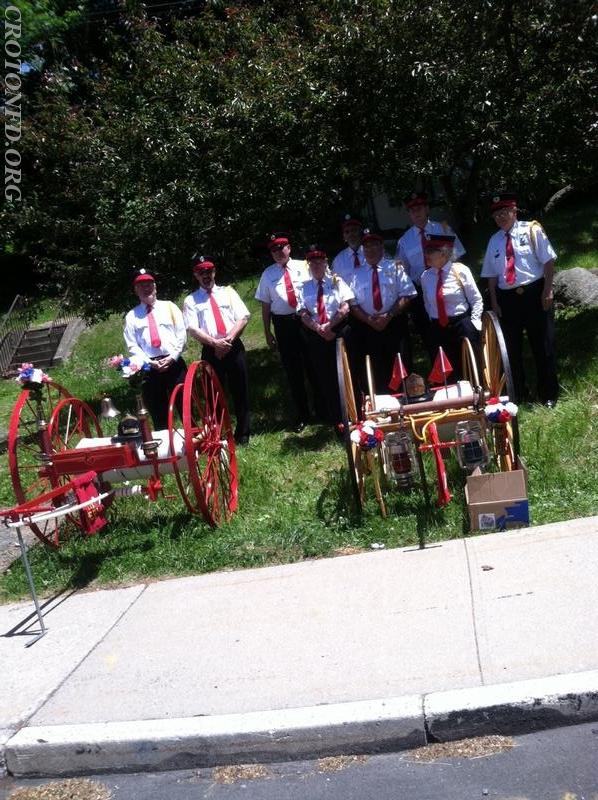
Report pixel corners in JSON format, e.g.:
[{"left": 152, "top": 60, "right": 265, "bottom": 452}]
[{"left": 2, "top": 0, "right": 596, "bottom": 316}]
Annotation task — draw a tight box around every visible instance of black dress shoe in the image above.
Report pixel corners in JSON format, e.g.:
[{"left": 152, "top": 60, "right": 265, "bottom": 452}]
[
  {"left": 544, "top": 399, "right": 557, "bottom": 409},
  {"left": 294, "top": 421, "right": 307, "bottom": 433},
  {"left": 235, "top": 436, "right": 250, "bottom": 446}
]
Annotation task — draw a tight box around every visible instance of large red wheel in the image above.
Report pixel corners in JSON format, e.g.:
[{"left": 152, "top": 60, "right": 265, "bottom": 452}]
[
  {"left": 181, "top": 361, "right": 238, "bottom": 526},
  {"left": 48, "top": 396, "right": 115, "bottom": 532},
  {"left": 168, "top": 382, "right": 203, "bottom": 515},
  {"left": 8, "top": 380, "right": 73, "bottom": 547},
  {"left": 48, "top": 397, "right": 103, "bottom": 450}
]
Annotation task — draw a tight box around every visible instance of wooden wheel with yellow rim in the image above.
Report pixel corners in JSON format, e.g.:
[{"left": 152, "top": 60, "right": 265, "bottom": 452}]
[
  {"left": 481, "top": 311, "right": 520, "bottom": 470},
  {"left": 362, "top": 355, "right": 387, "bottom": 516},
  {"left": 481, "top": 311, "right": 515, "bottom": 399},
  {"left": 336, "top": 338, "right": 365, "bottom": 511},
  {"left": 461, "top": 337, "right": 481, "bottom": 388}
]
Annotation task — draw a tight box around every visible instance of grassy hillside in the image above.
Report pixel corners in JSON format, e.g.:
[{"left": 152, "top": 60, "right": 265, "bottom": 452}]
[{"left": 1, "top": 198, "right": 597, "bottom": 601}]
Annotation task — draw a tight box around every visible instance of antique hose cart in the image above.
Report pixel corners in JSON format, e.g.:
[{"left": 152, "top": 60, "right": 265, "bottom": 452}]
[
  {"left": 2, "top": 360, "right": 238, "bottom": 642},
  {"left": 337, "top": 311, "right": 521, "bottom": 517}
]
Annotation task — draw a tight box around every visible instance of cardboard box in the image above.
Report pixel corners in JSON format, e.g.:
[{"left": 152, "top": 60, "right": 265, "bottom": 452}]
[{"left": 465, "top": 458, "right": 529, "bottom": 532}]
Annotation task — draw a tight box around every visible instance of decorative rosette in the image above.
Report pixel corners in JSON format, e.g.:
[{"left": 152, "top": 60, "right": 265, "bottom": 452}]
[
  {"left": 485, "top": 396, "right": 518, "bottom": 423},
  {"left": 350, "top": 421, "right": 384, "bottom": 450},
  {"left": 108, "top": 354, "right": 151, "bottom": 378},
  {"left": 15, "top": 363, "right": 51, "bottom": 386}
]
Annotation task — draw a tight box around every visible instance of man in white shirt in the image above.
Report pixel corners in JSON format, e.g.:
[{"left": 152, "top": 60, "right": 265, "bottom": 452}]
[
  {"left": 183, "top": 255, "right": 251, "bottom": 445},
  {"left": 124, "top": 269, "right": 187, "bottom": 431},
  {"left": 395, "top": 192, "right": 466, "bottom": 361},
  {"left": 255, "top": 233, "right": 319, "bottom": 432},
  {"left": 420, "top": 233, "right": 483, "bottom": 380},
  {"left": 298, "top": 246, "right": 354, "bottom": 427},
  {"left": 481, "top": 193, "right": 558, "bottom": 407},
  {"left": 331, "top": 215, "right": 365, "bottom": 287},
  {"left": 351, "top": 230, "right": 417, "bottom": 393}
]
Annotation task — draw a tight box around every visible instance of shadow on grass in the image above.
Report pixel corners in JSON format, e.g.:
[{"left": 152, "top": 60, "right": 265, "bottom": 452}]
[
  {"left": 280, "top": 425, "right": 338, "bottom": 454},
  {"left": 315, "top": 467, "right": 364, "bottom": 529}
]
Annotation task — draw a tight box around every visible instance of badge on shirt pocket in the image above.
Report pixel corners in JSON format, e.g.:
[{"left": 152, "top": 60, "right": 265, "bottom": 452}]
[{"left": 519, "top": 235, "right": 528, "bottom": 246}]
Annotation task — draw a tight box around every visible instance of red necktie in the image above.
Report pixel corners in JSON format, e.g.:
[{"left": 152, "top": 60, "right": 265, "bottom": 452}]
[
  {"left": 208, "top": 291, "right": 227, "bottom": 336},
  {"left": 436, "top": 270, "right": 448, "bottom": 327},
  {"left": 283, "top": 268, "right": 297, "bottom": 309},
  {"left": 505, "top": 232, "right": 516, "bottom": 285},
  {"left": 353, "top": 249, "right": 360, "bottom": 268},
  {"left": 146, "top": 304, "right": 161, "bottom": 348},
  {"left": 372, "top": 266, "right": 382, "bottom": 311},
  {"left": 317, "top": 280, "right": 328, "bottom": 324}
]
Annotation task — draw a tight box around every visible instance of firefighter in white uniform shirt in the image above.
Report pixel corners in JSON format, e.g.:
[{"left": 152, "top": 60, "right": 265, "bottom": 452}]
[
  {"left": 123, "top": 269, "right": 187, "bottom": 431},
  {"left": 183, "top": 255, "right": 251, "bottom": 445},
  {"left": 297, "top": 246, "right": 354, "bottom": 427},
  {"left": 330, "top": 215, "right": 365, "bottom": 287},
  {"left": 481, "top": 192, "right": 558, "bottom": 407},
  {"left": 255, "top": 233, "right": 322, "bottom": 432},
  {"left": 420, "top": 233, "right": 483, "bottom": 380},
  {"left": 350, "top": 230, "right": 417, "bottom": 393},
  {"left": 395, "top": 192, "right": 466, "bottom": 360}
]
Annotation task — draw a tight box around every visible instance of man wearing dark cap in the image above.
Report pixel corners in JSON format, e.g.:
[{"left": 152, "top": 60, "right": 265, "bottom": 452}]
[
  {"left": 331, "top": 215, "right": 365, "bottom": 287},
  {"left": 298, "top": 246, "right": 354, "bottom": 427},
  {"left": 255, "top": 233, "right": 316, "bottom": 432},
  {"left": 420, "top": 233, "right": 483, "bottom": 379},
  {"left": 395, "top": 192, "right": 466, "bottom": 360},
  {"left": 481, "top": 193, "right": 559, "bottom": 407},
  {"left": 350, "top": 230, "right": 417, "bottom": 392},
  {"left": 124, "top": 269, "right": 187, "bottom": 430},
  {"left": 183, "top": 256, "right": 251, "bottom": 445}
]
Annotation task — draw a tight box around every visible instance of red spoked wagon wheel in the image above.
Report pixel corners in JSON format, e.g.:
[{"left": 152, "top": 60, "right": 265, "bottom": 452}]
[
  {"left": 180, "top": 361, "right": 238, "bottom": 526},
  {"left": 47, "top": 396, "right": 115, "bottom": 528},
  {"left": 168, "top": 381, "right": 203, "bottom": 515},
  {"left": 48, "top": 397, "right": 103, "bottom": 450},
  {"left": 8, "top": 380, "right": 74, "bottom": 547}
]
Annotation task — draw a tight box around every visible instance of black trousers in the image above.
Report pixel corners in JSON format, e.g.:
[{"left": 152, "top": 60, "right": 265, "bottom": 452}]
[
  {"left": 350, "top": 314, "right": 412, "bottom": 395},
  {"left": 201, "top": 339, "right": 250, "bottom": 441},
  {"left": 411, "top": 285, "right": 435, "bottom": 363},
  {"left": 429, "top": 314, "right": 480, "bottom": 382},
  {"left": 301, "top": 324, "right": 350, "bottom": 426},
  {"left": 142, "top": 357, "right": 187, "bottom": 431},
  {"left": 497, "top": 278, "right": 558, "bottom": 403},
  {"left": 272, "top": 313, "right": 325, "bottom": 424}
]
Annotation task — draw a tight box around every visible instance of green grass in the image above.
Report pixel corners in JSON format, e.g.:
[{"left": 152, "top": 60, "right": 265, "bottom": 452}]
[{"left": 1, "top": 198, "right": 598, "bottom": 602}]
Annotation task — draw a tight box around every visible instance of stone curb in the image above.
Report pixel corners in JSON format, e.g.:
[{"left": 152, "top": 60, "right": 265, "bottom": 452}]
[
  {"left": 3, "top": 695, "right": 426, "bottom": 778},
  {"left": 4, "top": 670, "right": 598, "bottom": 778},
  {"left": 425, "top": 669, "right": 598, "bottom": 741}
]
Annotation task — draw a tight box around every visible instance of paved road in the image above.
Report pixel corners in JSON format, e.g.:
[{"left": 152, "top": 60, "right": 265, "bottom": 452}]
[{"left": 3, "top": 722, "right": 598, "bottom": 800}]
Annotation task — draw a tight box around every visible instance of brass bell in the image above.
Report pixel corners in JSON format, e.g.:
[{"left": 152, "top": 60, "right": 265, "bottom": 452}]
[{"left": 100, "top": 396, "right": 121, "bottom": 419}]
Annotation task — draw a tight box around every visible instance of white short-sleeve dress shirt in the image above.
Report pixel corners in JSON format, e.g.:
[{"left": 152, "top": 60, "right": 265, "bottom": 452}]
[
  {"left": 123, "top": 299, "right": 186, "bottom": 365},
  {"left": 331, "top": 245, "right": 365, "bottom": 287},
  {"left": 254, "top": 259, "right": 309, "bottom": 315},
  {"left": 297, "top": 275, "right": 354, "bottom": 320},
  {"left": 395, "top": 221, "right": 466, "bottom": 285},
  {"left": 421, "top": 262, "right": 484, "bottom": 330},
  {"left": 183, "top": 285, "right": 250, "bottom": 339},
  {"left": 481, "top": 220, "right": 557, "bottom": 290},
  {"left": 352, "top": 258, "right": 417, "bottom": 316}
]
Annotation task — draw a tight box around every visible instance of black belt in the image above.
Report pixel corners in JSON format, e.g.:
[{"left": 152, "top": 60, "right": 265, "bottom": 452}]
[
  {"left": 498, "top": 278, "right": 543, "bottom": 295},
  {"left": 432, "top": 311, "right": 469, "bottom": 326}
]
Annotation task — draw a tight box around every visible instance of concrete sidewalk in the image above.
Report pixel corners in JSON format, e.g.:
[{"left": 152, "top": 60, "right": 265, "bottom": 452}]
[{"left": 2, "top": 516, "right": 598, "bottom": 777}]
